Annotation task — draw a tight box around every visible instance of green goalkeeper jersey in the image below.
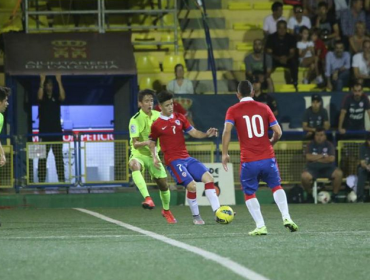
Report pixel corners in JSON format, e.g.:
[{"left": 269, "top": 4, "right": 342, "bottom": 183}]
[
  {"left": 129, "top": 109, "right": 160, "bottom": 157},
  {"left": 0, "top": 113, "right": 3, "bottom": 133}
]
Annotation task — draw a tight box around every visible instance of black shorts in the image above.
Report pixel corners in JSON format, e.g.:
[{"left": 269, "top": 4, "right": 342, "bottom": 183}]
[{"left": 306, "top": 165, "right": 336, "bottom": 180}]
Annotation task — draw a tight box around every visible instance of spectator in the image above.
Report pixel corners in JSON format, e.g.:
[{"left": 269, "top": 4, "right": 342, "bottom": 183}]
[
  {"left": 301, "top": 127, "right": 343, "bottom": 203},
  {"left": 297, "top": 26, "right": 322, "bottom": 84},
  {"left": 312, "top": 1, "right": 340, "bottom": 48},
  {"left": 266, "top": 20, "right": 298, "bottom": 87},
  {"left": 349, "top": 21, "right": 370, "bottom": 54},
  {"left": 166, "top": 64, "right": 194, "bottom": 94},
  {"left": 352, "top": 40, "right": 370, "bottom": 87},
  {"left": 263, "top": 2, "right": 286, "bottom": 36},
  {"left": 288, "top": 4, "right": 312, "bottom": 35},
  {"left": 325, "top": 40, "right": 350, "bottom": 91},
  {"left": 244, "top": 39, "right": 274, "bottom": 93},
  {"left": 303, "top": 0, "right": 334, "bottom": 19},
  {"left": 252, "top": 77, "right": 278, "bottom": 117},
  {"left": 338, "top": 82, "right": 370, "bottom": 139},
  {"left": 37, "top": 74, "right": 66, "bottom": 183},
  {"left": 311, "top": 28, "right": 327, "bottom": 80},
  {"left": 302, "top": 94, "right": 330, "bottom": 139},
  {"left": 340, "top": 0, "right": 366, "bottom": 38},
  {"left": 357, "top": 133, "right": 370, "bottom": 202},
  {"left": 333, "top": 0, "right": 348, "bottom": 19}
]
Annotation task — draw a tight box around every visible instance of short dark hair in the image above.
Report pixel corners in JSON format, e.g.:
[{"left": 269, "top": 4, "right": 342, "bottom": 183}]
[
  {"left": 271, "top": 2, "right": 283, "bottom": 12},
  {"left": 138, "top": 89, "right": 155, "bottom": 102},
  {"left": 334, "top": 40, "right": 344, "bottom": 47},
  {"left": 315, "top": 127, "right": 325, "bottom": 134},
  {"left": 237, "top": 80, "right": 253, "bottom": 97},
  {"left": 318, "top": 1, "right": 328, "bottom": 9},
  {"left": 299, "top": 25, "right": 310, "bottom": 34},
  {"left": 277, "top": 20, "right": 287, "bottom": 29},
  {"left": 157, "top": 90, "right": 173, "bottom": 104},
  {"left": 174, "top": 63, "right": 184, "bottom": 73},
  {"left": 0, "top": 86, "right": 10, "bottom": 102},
  {"left": 293, "top": 4, "right": 303, "bottom": 12},
  {"left": 352, "top": 81, "right": 363, "bottom": 89}
]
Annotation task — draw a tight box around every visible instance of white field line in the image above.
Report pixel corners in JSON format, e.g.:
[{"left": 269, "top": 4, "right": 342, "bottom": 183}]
[{"left": 74, "top": 208, "right": 271, "bottom": 280}]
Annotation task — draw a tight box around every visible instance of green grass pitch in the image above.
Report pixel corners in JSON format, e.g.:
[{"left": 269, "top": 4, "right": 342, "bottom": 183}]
[{"left": 0, "top": 204, "right": 369, "bottom": 280}]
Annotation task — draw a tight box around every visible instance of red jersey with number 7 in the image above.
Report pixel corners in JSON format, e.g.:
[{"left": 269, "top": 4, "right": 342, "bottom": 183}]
[
  {"left": 150, "top": 113, "right": 193, "bottom": 165},
  {"left": 225, "top": 97, "right": 277, "bottom": 163}
]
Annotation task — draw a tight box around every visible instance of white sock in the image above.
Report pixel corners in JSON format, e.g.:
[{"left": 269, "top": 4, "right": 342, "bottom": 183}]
[
  {"left": 205, "top": 189, "right": 220, "bottom": 212},
  {"left": 245, "top": 198, "right": 265, "bottom": 228},
  {"left": 187, "top": 191, "right": 200, "bottom": 216},
  {"left": 273, "top": 189, "right": 291, "bottom": 220}
]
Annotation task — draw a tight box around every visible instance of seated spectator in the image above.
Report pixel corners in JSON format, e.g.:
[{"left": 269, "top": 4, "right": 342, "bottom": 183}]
[
  {"left": 288, "top": 4, "right": 312, "bottom": 35},
  {"left": 311, "top": 28, "right": 327, "bottom": 81},
  {"left": 266, "top": 20, "right": 298, "bottom": 87},
  {"left": 301, "top": 127, "right": 343, "bottom": 203},
  {"left": 252, "top": 77, "right": 278, "bottom": 117},
  {"left": 263, "top": 2, "right": 286, "bottom": 37},
  {"left": 297, "top": 26, "right": 323, "bottom": 84},
  {"left": 244, "top": 39, "right": 274, "bottom": 93},
  {"left": 338, "top": 82, "right": 370, "bottom": 139},
  {"left": 166, "top": 64, "right": 194, "bottom": 94},
  {"left": 340, "top": 0, "right": 366, "bottom": 39},
  {"left": 325, "top": 40, "right": 350, "bottom": 91},
  {"left": 304, "top": 0, "right": 334, "bottom": 20},
  {"left": 352, "top": 40, "right": 370, "bottom": 87},
  {"left": 357, "top": 133, "right": 370, "bottom": 202},
  {"left": 302, "top": 94, "right": 330, "bottom": 139},
  {"left": 349, "top": 21, "right": 370, "bottom": 54},
  {"left": 312, "top": 1, "right": 340, "bottom": 48}
]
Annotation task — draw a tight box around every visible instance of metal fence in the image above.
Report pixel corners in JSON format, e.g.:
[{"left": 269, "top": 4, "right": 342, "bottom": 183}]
[{"left": 0, "top": 145, "right": 14, "bottom": 188}]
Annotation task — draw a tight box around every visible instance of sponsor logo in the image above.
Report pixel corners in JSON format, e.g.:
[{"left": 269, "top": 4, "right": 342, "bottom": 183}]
[
  {"left": 130, "top": 125, "right": 136, "bottom": 134},
  {"left": 182, "top": 172, "right": 187, "bottom": 177},
  {"left": 161, "top": 126, "right": 167, "bottom": 130},
  {"left": 52, "top": 40, "right": 87, "bottom": 59},
  {"left": 175, "top": 120, "right": 181, "bottom": 125}
]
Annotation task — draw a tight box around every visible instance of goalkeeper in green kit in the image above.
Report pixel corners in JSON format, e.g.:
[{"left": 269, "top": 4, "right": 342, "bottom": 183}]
[{"left": 128, "top": 89, "right": 177, "bottom": 223}]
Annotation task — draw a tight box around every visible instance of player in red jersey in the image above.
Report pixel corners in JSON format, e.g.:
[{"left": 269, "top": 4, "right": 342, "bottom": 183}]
[
  {"left": 222, "top": 80, "right": 298, "bottom": 235},
  {"left": 149, "top": 91, "right": 220, "bottom": 225}
]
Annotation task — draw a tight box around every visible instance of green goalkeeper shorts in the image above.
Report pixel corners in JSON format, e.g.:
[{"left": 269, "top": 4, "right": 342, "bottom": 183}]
[{"left": 129, "top": 153, "right": 167, "bottom": 179}]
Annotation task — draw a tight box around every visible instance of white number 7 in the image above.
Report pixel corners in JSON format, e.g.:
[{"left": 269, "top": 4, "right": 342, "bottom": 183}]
[
  {"left": 177, "top": 164, "right": 183, "bottom": 172},
  {"left": 172, "top": 126, "right": 176, "bottom": 134}
]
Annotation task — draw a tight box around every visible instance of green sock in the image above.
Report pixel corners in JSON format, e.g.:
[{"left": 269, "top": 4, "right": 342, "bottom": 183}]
[
  {"left": 160, "top": 189, "right": 171, "bottom": 210},
  {"left": 132, "top": 170, "right": 149, "bottom": 199}
]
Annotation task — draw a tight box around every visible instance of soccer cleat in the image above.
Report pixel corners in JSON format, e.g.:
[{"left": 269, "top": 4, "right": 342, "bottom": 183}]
[
  {"left": 162, "top": 209, "right": 177, "bottom": 224},
  {"left": 283, "top": 219, "right": 298, "bottom": 232},
  {"left": 193, "top": 215, "right": 205, "bottom": 225},
  {"left": 142, "top": 197, "right": 155, "bottom": 210},
  {"left": 248, "top": 226, "right": 267, "bottom": 236}
]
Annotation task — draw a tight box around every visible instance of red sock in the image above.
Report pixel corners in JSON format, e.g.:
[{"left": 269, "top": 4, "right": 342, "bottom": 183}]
[
  {"left": 244, "top": 193, "right": 256, "bottom": 201},
  {"left": 187, "top": 191, "right": 196, "bottom": 199},
  {"left": 205, "top": 182, "right": 215, "bottom": 190}
]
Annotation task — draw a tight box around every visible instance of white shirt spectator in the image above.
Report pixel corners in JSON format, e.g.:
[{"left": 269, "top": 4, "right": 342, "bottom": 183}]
[
  {"left": 263, "top": 15, "right": 286, "bottom": 34},
  {"left": 352, "top": 53, "right": 370, "bottom": 76},
  {"left": 167, "top": 79, "right": 194, "bottom": 94},
  {"left": 297, "top": 41, "right": 315, "bottom": 59},
  {"left": 287, "top": 16, "right": 311, "bottom": 33}
]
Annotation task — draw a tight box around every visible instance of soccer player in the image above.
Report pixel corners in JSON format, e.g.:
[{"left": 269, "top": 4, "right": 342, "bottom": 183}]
[
  {"left": 0, "top": 86, "right": 10, "bottom": 227},
  {"left": 149, "top": 91, "right": 220, "bottom": 225},
  {"left": 221, "top": 80, "right": 298, "bottom": 235},
  {"left": 128, "top": 89, "right": 176, "bottom": 224}
]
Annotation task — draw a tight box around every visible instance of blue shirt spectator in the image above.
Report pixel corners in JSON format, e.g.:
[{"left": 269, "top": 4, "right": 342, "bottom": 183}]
[
  {"left": 340, "top": 0, "right": 366, "bottom": 37},
  {"left": 325, "top": 41, "right": 350, "bottom": 91}
]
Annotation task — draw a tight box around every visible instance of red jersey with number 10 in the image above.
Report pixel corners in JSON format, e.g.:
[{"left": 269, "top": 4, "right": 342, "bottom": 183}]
[
  {"left": 150, "top": 113, "right": 194, "bottom": 165},
  {"left": 225, "top": 97, "right": 277, "bottom": 163}
]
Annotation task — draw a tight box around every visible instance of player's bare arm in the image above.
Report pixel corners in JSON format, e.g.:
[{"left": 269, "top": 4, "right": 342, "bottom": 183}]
[
  {"left": 148, "top": 140, "right": 161, "bottom": 169},
  {"left": 221, "top": 122, "right": 233, "bottom": 171},
  {"left": 132, "top": 137, "right": 151, "bottom": 149},
  {"left": 188, "top": 127, "right": 218, "bottom": 139},
  {"left": 338, "top": 109, "right": 347, "bottom": 134},
  {"left": 0, "top": 143, "right": 5, "bottom": 167},
  {"left": 56, "top": 74, "right": 66, "bottom": 101},
  {"left": 270, "top": 124, "right": 282, "bottom": 146}
]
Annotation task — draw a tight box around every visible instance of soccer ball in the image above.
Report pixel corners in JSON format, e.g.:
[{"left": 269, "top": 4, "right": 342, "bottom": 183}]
[
  {"left": 317, "top": 191, "right": 331, "bottom": 204},
  {"left": 347, "top": 191, "right": 357, "bottom": 203},
  {"left": 215, "top": 206, "right": 235, "bottom": 224}
]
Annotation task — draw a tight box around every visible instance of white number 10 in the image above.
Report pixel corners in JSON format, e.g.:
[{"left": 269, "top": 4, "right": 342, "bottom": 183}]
[{"left": 243, "top": 115, "right": 264, "bottom": 138}]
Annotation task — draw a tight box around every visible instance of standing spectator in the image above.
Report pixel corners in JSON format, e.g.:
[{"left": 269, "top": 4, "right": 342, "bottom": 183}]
[
  {"left": 244, "top": 39, "right": 274, "bottom": 93},
  {"left": 288, "top": 4, "right": 312, "bottom": 35},
  {"left": 302, "top": 94, "right": 330, "bottom": 139},
  {"left": 340, "top": 0, "right": 366, "bottom": 39},
  {"left": 301, "top": 127, "right": 343, "bottom": 203},
  {"left": 38, "top": 74, "right": 65, "bottom": 183},
  {"left": 266, "top": 20, "right": 298, "bottom": 87},
  {"left": 252, "top": 77, "right": 278, "bottom": 117},
  {"left": 325, "top": 40, "right": 350, "bottom": 91},
  {"left": 312, "top": 1, "right": 340, "bottom": 48},
  {"left": 352, "top": 40, "right": 370, "bottom": 87},
  {"left": 263, "top": 2, "right": 286, "bottom": 36},
  {"left": 349, "top": 21, "right": 370, "bottom": 54},
  {"left": 297, "top": 26, "right": 322, "bottom": 84},
  {"left": 311, "top": 28, "right": 327, "bottom": 81},
  {"left": 166, "top": 64, "right": 194, "bottom": 94},
  {"left": 357, "top": 133, "right": 370, "bottom": 202},
  {"left": 338, "top": 82, "right": 370, "bottom": 139}
]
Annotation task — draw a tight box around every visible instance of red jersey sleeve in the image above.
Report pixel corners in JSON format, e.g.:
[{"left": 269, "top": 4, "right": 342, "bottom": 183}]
[
  {"left": 178, "top": 113, "right": 193, "bottom": 133},
  {"left": 154, "top": 104, "right": 161, "bottom": 112},
  {"left": 149, "top": 122, "right": 160, "bottom": 142},
  {"left": 225, "top": 107, "right": 235, "bottom": 125},
  {"left": 267, "top": 106, "right": 278, "bottom": 127}
]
